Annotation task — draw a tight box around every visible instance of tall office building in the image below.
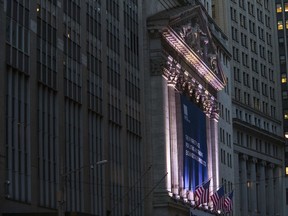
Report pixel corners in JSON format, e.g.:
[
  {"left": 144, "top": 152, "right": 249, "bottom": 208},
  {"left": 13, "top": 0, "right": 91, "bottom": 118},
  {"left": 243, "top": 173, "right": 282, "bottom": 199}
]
[
  {"left": 213, "top": 0, "right": 285, "bottom": 215},
  {"left": 275, "top": 0, "right": 288, "bottom": 214},
  {"left": 0, "top": 0, "right": 240, "bottom": 216},
  {"left": 0, "top": 0, "right": 144, "bottom": 215}
]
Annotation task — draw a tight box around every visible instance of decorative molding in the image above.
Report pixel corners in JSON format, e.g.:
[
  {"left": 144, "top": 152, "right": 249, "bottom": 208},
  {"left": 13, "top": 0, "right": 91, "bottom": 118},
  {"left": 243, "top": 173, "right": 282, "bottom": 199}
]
[
  {"left": 162, "top": 27, "right": 225, "bottom": 91},
  {"left": 241, "top": 154, "right": 248, "bottom": 161},
  {"left": 177, "top": 18, "right": 210, "bottom": 60},
  {"left": 163, "top": 56, "right": 219, "bottom": 119},
  {"left": 260, "top": 160, "right": 267, "bottom": 167},
  {"left": 250, "top": 157, "right": 257, "bottom": 164},
  {"left": 268, "top": 163, "right": 275, "bottom": 169},
  {"left": 150, "top": 54, "right": 166, "bottom": 76}
]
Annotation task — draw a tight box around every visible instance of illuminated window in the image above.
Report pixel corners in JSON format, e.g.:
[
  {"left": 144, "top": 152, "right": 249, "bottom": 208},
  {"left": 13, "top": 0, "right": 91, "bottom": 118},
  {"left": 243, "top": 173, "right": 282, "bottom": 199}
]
[
  {"left": 285, "top": 3, "right": 288, "bottom": 12},
  {"left": 286, "top": 20, "right": 288, "bottom": 29},
  {"left": 277, "top": 4, "right": 283, "bottom": 13},
  {"left": 282, "top": 74, "right": 287, "bottom": 83},
  {"left": 278, "top": 21, "right": 284, "bottom": 30},
  {"left": 284, "top": 111, "right": 288, "bottom": 119},
  {"left": 286, "top": 167, "right": 288, "bottom": 175}
]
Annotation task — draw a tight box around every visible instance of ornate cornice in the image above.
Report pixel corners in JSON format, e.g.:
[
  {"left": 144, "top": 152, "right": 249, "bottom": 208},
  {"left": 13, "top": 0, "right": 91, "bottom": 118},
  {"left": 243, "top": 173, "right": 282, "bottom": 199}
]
[
  {"left": 163, "top": 56, "right": 219, "bottom": 119},
  {"left": 162, "top": 27, "right": 225, "bottom": 91}
]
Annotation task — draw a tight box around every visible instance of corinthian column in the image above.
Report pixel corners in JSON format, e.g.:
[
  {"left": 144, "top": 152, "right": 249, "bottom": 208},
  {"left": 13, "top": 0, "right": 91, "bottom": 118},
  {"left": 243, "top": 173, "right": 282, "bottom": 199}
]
[
  {"left": 274, "top": 166, "right": 282, "bottom": 216},
  {"left": 267, "top": 163, "right": 274, "bottom": 216},
  {"left": 209, "top": 115, "right": 219, "bottom": 192},
  {"left": 250, "top": 158, "right": 257, "bottom": 215},
  {"left": 259, "top": 161, "right": 266, "bottom": 216},
  {"left": 240, "top": 154, "right": 248, "bottom": 216},
  {"left": 168, "top": 86, "right": 179, "bottom": 195}
]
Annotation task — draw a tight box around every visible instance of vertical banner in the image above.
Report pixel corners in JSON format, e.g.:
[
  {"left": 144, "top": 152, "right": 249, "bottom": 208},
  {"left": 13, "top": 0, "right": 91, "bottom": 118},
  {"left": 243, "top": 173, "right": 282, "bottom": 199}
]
[{"left": 181, "top": 95, "right": 208, "bottom": 191}]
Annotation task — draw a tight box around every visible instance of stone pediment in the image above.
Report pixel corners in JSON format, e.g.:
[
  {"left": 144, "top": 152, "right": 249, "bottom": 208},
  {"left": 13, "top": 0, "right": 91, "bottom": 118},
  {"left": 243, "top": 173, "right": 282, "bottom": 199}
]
[{"left": 147, "top": 5, "right": 226, "bottom": 91}]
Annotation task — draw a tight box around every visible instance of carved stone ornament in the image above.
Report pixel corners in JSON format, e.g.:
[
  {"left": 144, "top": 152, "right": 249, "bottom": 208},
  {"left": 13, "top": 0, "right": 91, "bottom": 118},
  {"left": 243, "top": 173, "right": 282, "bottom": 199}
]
[
  {"left": 176, "top": 17, "right": 219, "bottom": 76},
  {"left": 178, "top": 19, "right": 208, "bottom": 57},
  {"left": 147, "top": 5, "right": 226, "bottom": 91},
  {"left": 150, "top": 55, "right": 166, "bottom": 76},
  {"left": 163, "top": 56, "right": 219, "bottom": 119}
]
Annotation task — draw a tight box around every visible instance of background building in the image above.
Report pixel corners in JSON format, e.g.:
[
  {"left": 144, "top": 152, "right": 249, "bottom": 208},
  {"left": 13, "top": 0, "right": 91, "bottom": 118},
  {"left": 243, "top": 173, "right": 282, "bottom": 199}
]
[
  {"left": 0, "top": 0, "right": 144, "bottom": 215},
  {"left": 3, "top": 0, "right": 284, "bottom": 215},
  {"left": 213, "top": 0, "right": 285, "bottom": 215},
  {"left": 275, "top": 0, "right": 288, "bottom": 214}
]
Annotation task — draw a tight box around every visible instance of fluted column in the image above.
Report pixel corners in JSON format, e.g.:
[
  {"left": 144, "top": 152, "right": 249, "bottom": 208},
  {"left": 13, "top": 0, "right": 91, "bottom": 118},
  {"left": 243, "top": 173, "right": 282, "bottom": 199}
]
[
  {"left": 210, "top": 117, "right": 219, "bottom": 191},
  {"left": 234, "top": 153, "right": 241, "bottom": 215},
  {"left": 259, "top": 161, "right": 266, "bottom": 216},
  {"left": 206, "top": 115, "right": 212, "bottom": 188},
  {"left": 267, "top": 163, "right": 274, "bottom": 216},
  {"left": 240, "top": 154, "right": 248, "bottom": 215},
  {"left": 274, "top": 166, "right": 282, "bottom": 216},
  {"left": 250, "top": 158, "right": 257, "bottom": 215},
  {"left": 168, "top": 86, "right": 179, "bottom": 195}
]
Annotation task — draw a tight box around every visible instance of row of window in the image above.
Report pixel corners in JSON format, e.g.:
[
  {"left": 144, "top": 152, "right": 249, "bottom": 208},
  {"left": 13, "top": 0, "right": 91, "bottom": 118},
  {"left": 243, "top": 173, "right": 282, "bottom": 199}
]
[
  {"left": 38, "top": 85, "right": 57, "bottom": 208},
  {"left": 63, "top": 0, "right": 81, "bottom": 24},
  {"left": 276, "top": 3, "right": 288, "bottom": 13},
  {"left": 86, "top": 2, "right": 102, "bottom": 40},
  {"left": 5, "top": 69, "right": 31, "bottom": 202},
  {"left": 64, "top": 100, "right": 83, "bottom": 212},
  {"left": 236, "top": 131, "right": 279, "bottom": 156},
  {"left": 221, "top": 178, "right": 233, "bottom": 195},
  {"left": 231, "top": 8, "right": 271, "bottom": 30},
  {"left": 235, "top": 108, "right": 278, "bottom": 132},
  {"left": 218, "top": 103, "right": 231, "bottom": 124},
  {"left": 88, "top": 113, "right": 104, "bottom": 215},
  {"left": 219, "top": 127, "right": 232, "bottom": 147},
  {"left": 221, "top": 149, "right": 233, "bottom": 168},
  {"left": 87, "top": 78, "right": 103, "bottom": 114},
  {"left": 232, "top": 0, "right": 269, "bottom": 11},
  {"left": 232, "top": 47, "right": 272, "bottom": 70},
  {"left": 6, "top": 18, "right": 30, "bottom": 54},
  {"left": 234, "top": 65, "right": 274, "bottom": 83},
  {"left": 277, "top": 20, "right": 288, "bottom": 30},
  {"left": 234, "top": 88, "right": 276, "bottom": 116}
]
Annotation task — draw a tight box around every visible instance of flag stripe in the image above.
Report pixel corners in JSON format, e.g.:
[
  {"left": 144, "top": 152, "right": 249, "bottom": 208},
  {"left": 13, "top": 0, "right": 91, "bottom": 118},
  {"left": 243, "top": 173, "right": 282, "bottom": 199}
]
[
  {"left": 224, "top": 191, "right": 233, "bottom": 213},
  {"left": 194, "top": 180, "right": 210, "bottom": 205},
  {"left": 210, "top": 186, "right": 224, "bottom": 211}
]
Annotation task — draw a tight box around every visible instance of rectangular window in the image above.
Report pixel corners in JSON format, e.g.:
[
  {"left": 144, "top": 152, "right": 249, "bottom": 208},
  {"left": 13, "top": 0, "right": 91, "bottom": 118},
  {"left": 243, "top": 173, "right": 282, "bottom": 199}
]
[
  {"left": 285, "top": 3, "right": 288, "bottom": 12},
  {"left": 284, "top": 111, "right": 288, "bottom": 119},
  {"left": 277, "top": 3, "right": 282, "bottom": 13},
  {"left": 283, "top": 91, "right": 288, "bottom": 99},
  {"left": 278, "top": 21, "right": 284, "bottom": 30},
  {"left": 282, "top": 74, "right": 287, "bottom": 83}
]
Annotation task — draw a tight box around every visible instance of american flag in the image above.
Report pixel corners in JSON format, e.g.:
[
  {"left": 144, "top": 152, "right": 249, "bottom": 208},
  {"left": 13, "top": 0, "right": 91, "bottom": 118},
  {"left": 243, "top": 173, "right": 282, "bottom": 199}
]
[
  {"left": 210, "top": 186, "right": 224, "bottom": 210},
  {"left": 224, "top": 191, "right": 233, "bottom": 213},
  {"left": 194, "top": 180, "right": 210, "bottom": 205}
]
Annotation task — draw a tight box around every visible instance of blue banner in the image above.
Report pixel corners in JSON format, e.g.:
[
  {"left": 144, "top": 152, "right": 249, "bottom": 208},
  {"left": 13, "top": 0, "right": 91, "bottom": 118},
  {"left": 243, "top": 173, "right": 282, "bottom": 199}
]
[{"left": 181, "top": 95, "right": 208, "bottom": 191}]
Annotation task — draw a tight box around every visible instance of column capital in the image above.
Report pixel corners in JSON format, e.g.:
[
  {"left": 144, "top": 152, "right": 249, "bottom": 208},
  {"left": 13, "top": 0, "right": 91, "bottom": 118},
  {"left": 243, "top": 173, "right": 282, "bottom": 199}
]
[
  {"left": 260, "top": 160, "right": 267, "bottom": 167},
  {"left": 268, "top": 163, "right": 275, "bottom": 169},
  {"left": 250, "top": 157, "right": 257, "bottom": 163},
  {"left": 241, "top": 154, "right": 248, "bottom": 161}
]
